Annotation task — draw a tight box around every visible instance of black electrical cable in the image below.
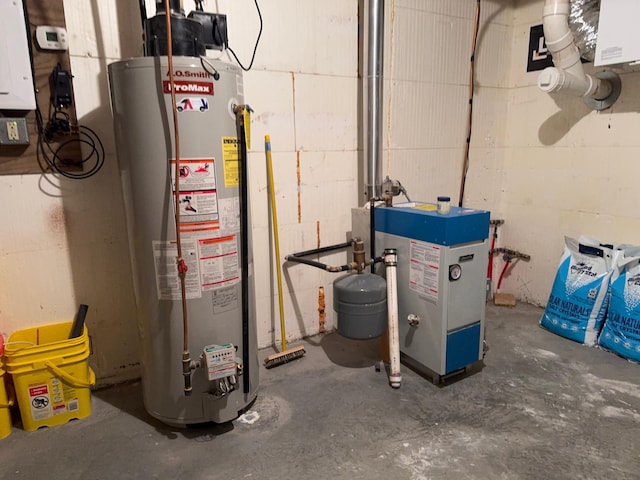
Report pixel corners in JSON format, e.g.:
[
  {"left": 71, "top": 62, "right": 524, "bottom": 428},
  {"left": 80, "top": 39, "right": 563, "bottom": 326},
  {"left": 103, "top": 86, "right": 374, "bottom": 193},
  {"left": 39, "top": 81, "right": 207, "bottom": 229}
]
[
  {"left": 458, "top": 0, "right": 481, "bottom": 208},
  {"left": 226, "top": 0, "right": 262, "bottom": 71},
  {"left": 41, "top": 124, "right": 105, "bottom": 180}
]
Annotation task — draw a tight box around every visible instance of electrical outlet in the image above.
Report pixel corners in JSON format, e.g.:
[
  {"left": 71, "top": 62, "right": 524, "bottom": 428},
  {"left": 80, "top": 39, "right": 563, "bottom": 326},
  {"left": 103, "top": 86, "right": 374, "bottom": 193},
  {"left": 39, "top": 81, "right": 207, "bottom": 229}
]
[
  {"left": 7, "top": 121, "right": 19, "bottom": 140},
  {"left": 0, "top": 118, "right": 29, "bottom": 145}
]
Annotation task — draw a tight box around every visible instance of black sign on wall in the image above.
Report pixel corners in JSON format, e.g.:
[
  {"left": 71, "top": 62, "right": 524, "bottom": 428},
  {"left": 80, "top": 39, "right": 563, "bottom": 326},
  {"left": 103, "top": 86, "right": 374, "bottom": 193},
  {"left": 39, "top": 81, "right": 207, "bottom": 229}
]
[{"left": 527, "top": 24, "right": 554, "bottom": 72}]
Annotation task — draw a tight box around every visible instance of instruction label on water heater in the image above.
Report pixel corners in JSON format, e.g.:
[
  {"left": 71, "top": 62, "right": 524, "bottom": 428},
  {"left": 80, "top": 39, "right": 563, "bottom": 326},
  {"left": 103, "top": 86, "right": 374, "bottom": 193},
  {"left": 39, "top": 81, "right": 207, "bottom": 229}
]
[
  {"left": 171, "top": 159, "right": 217, "bottom": 192},
  {"left": 198, "top": 235, "right": 240, "bottom": 291},
  {"left": 409, "top": 240, "right": 440, "bottom": 303},
  {"left": 221, "top": 137, "right": 239, "bottom": 187},
  {"left": 171, "top": 158, "right": 221, "bottom": 235},
  {"left": 153, "top": 240, "right": 202, "bottom": 300}
]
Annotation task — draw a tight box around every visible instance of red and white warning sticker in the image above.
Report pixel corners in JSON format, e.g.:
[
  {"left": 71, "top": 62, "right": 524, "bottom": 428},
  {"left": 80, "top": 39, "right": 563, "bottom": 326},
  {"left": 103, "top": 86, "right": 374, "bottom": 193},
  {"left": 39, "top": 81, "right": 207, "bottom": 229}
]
[{"left": 29, "top": 384, "right": 52, "bottom": 421}]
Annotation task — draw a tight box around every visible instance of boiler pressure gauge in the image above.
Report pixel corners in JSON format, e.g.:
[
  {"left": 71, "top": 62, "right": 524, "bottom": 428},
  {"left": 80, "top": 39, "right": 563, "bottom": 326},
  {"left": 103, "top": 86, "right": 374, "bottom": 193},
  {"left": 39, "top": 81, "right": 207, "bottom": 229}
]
[{"left": 449, "top": 264, "right": 462, "bottom": 281}]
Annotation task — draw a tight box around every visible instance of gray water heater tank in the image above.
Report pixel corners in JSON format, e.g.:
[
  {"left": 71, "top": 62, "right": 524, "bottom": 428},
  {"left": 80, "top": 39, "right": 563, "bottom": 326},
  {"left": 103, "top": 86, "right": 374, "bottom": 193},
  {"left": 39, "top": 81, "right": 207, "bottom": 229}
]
[
  {"left": 333, "top": 273, "right": 387, "bottom": 339},
  {"left": 108, "top": 56, "right": 258, "bottom": 427}
]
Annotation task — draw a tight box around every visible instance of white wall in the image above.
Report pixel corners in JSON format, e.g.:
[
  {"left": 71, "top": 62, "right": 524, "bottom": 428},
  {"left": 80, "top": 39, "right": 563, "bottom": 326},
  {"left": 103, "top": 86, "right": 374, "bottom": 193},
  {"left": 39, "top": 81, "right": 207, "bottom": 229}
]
[
  {"left": 0, "top": 2, "right": 143, "bottom": 386},
  {"left": 499, "top": 1, "right": 640, "bottom": 305},
  {"left": 210, "top": 0, "right": 360, "bottom": 346},
  {"left": 385, "top": 0, "right": 513, "bottom": 215},
  {"left": 8, "top": 0, "right": 613, "bottom": 385},
  {"left": 0, "top": 0, "right": 361, "bottom": 384}
]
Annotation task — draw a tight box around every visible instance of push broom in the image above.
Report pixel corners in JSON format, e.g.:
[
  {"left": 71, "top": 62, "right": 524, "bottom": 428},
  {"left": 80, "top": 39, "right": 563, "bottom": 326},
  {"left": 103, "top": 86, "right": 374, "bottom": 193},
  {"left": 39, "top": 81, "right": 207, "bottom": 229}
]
[{"left": 263, "top": 135, "right": 306, "bottom": 368}]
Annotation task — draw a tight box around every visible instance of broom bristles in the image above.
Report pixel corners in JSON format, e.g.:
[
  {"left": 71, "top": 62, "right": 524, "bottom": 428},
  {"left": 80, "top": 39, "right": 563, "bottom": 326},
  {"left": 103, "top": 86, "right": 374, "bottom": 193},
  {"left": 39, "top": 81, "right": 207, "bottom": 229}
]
[{"left": 263, "top": 345, "right": 306, "bottom": 369}]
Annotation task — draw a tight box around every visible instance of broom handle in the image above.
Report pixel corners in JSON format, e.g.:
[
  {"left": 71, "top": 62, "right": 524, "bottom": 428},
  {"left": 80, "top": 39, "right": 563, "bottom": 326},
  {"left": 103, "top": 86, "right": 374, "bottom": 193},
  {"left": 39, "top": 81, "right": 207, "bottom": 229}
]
[{"left": 265, "top": 135, "right": 287, "bottom": 352}]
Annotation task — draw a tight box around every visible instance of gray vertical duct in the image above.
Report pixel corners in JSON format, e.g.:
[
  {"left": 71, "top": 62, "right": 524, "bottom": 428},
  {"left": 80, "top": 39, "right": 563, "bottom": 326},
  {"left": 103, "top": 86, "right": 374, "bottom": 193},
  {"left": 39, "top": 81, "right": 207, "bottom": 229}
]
[{"left": 366, "top": 0, "right": 384, "bottom": 199}]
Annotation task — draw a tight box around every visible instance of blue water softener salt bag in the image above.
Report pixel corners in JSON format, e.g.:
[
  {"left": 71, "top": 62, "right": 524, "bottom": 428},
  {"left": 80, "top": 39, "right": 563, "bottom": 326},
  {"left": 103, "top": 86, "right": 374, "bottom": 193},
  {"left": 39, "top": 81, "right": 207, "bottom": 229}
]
[
  {"left": 540, "top": 237, "right": 614, "bottom": 346},
  {"left": 599, "top": 251, "right": 640, "bottom": 362}
]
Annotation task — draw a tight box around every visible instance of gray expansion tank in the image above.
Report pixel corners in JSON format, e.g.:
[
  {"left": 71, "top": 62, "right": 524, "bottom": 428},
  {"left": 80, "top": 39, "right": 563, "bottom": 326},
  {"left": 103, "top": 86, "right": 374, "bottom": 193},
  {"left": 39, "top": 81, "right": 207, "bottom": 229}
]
[{"left": 333, "top": 273, "right": 387, "bottom": 339}]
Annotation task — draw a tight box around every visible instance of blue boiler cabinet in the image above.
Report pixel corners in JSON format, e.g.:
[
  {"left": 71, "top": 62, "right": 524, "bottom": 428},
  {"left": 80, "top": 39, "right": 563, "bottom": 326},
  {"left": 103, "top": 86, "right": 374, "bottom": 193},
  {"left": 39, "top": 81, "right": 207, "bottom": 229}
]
[{"left": 375, "top": 204, "right": 490, "bottom": 382}]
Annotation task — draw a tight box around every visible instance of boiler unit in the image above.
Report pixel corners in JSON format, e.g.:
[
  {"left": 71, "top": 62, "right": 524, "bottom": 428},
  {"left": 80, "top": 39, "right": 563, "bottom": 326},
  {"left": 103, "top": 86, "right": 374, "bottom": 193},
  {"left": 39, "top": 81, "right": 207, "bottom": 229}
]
[
  {"left": 108, "top": 55, "right": 258, "bottom": 426},
  {"left": 375, "top": 204, "right": 490, "bottom": 383}
]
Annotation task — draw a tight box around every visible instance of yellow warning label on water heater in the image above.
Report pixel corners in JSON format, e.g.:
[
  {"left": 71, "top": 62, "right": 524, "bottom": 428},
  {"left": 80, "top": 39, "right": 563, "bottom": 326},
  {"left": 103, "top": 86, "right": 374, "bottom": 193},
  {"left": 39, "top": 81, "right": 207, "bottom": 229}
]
[{"left": 222, "top": 136, "right": 239, "bottom": 187}]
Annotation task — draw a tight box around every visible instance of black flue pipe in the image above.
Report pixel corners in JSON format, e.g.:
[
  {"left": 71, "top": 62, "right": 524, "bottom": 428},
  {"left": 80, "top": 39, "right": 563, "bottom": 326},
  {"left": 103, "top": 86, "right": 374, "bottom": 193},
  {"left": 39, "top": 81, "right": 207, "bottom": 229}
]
[{"left": 236, "top": 107, "right": 251, "bottom": 395}]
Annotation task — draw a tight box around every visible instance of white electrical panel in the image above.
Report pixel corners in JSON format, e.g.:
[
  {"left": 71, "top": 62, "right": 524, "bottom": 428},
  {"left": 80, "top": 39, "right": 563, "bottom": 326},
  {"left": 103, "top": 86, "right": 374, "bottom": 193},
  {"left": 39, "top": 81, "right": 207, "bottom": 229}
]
[
  {"left": 595, "top": 0, "right": 640, "bottom": 67},
  {"left": 0, "top": 0, "right": 36, "bottom": 110}
]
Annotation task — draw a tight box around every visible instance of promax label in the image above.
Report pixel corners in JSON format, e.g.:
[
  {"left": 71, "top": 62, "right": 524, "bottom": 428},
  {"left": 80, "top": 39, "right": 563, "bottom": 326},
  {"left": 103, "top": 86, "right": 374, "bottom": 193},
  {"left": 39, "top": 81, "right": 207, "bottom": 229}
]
[{"left": 163, "top": 81, "right": 214, "bottom": 95}]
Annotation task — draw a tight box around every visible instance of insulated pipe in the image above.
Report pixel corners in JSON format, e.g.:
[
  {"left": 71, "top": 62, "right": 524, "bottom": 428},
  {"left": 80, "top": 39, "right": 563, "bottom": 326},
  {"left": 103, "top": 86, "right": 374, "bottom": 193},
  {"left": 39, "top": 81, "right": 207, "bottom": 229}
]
[
  {"left": 384, "top": 249, "right": 401, "bottom": 389},
  {"left": 289, "top": 241, "right": 354, "bottom": 259},
  {"left": 285, "top": 255, "right": 354, "bottom": 273},
  {"left": 366, "top": 0, "right": 384, "bottom": 199},
  {"left": 537, "top": 0, "right": 613, "bottom": 103}
]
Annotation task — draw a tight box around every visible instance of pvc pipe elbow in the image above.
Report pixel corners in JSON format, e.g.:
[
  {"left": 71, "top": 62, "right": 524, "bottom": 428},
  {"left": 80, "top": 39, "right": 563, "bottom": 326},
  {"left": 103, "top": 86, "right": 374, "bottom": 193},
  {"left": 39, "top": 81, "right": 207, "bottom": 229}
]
[{"left": 537, "top": 67, "right": 596, "bottom": 98}]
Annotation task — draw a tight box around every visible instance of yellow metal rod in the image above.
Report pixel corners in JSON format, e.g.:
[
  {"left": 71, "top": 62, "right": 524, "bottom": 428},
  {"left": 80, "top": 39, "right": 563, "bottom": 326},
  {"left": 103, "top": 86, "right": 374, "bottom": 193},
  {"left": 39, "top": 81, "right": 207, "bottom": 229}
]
[{"left": 265, "top": 135, "right": 287, "bottom": 352}]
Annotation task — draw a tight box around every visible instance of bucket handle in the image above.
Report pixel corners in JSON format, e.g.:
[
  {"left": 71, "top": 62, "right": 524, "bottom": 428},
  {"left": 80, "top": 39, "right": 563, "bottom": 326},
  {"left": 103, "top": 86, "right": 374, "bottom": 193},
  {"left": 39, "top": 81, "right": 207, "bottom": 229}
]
[
  {"left": 45, "top": 361, "right": 96, "bottom": 389},
  {"left": 0, "top": 384, "right": 15, "bottom": 408}
]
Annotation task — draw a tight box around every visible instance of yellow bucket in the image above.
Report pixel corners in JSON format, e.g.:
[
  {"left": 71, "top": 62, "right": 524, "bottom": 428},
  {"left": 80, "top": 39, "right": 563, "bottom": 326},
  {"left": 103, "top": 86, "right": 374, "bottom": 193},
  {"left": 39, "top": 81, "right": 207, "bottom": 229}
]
[
  {"left": 0, "top": 357, "right": 14, "bottom": 439},
  {"left": 5, "top": 322, "right": 95, "bottom": 431}
]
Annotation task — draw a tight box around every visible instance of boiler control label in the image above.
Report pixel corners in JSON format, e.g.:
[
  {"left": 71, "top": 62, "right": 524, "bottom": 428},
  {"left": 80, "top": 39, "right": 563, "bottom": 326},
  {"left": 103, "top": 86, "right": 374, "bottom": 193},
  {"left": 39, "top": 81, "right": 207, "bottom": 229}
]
[{"left": 409, "top": 239, "right": 441, "bottom": 303}]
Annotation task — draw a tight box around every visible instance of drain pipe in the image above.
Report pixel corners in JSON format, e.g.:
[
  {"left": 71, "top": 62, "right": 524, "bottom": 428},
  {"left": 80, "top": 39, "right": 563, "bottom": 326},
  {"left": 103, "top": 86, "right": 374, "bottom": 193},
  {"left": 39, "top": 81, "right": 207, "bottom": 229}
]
[
  {"left": 366, "top": 0, "right": 384, "bottom": 199},
  {"left": 537, "top": 0, "right": 620, "bottom": 110},
  {"left": 384, "top": 248, "right": 401, "bottom": 388}
]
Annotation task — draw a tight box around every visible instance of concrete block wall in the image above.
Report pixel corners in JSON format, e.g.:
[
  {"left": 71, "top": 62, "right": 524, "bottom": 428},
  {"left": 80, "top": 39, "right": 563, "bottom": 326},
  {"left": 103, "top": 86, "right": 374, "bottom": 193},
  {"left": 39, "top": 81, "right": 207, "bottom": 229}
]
[
  {"left": 384, "top": 0, "right": 513, "bottom": 214},
  {"left": 0, "top": 0, "right": 361, "bottom": 384},
  {"left": 0, "top": 2, "right": 143, "bottom": 386},
  {"left": 3, "top": 0, "right": 637, "bottom": 385},
  {"left": 499, "top": 1, "right": 640, "bottom": 306}
]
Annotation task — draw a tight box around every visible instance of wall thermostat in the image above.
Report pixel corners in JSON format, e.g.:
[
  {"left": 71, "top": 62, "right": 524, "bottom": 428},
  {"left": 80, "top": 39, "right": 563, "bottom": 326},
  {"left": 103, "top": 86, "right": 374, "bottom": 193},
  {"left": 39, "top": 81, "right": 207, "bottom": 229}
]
[{"left": 36, "top": 26, "right": 69, "bottom": 51}]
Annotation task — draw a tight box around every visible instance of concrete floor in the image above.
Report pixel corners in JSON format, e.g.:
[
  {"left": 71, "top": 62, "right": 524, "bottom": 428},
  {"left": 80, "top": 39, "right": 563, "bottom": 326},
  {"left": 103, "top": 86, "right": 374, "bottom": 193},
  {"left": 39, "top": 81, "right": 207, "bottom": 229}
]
[{"left": 1, "top": 303, "right": 640, "bottom": 480}]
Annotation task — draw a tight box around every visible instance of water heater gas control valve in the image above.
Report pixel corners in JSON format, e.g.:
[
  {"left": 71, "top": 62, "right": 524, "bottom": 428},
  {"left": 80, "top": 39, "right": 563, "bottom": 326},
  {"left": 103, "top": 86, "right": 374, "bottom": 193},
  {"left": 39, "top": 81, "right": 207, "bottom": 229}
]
[{"left": 203, "top": 343, "right": 237, "bottom": 381}]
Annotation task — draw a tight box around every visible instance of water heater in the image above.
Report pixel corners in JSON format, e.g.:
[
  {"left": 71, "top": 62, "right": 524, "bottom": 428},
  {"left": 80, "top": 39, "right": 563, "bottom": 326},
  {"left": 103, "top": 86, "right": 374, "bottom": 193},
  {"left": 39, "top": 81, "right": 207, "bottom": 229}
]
[{"left": 108, "top": 56, "right": 258, "bottom": 426}]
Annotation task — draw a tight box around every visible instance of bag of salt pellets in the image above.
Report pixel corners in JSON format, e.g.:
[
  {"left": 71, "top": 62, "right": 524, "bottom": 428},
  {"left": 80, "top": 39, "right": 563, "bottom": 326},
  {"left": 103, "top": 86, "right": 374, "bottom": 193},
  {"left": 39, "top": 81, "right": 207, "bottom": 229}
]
[
  {"left": 598, "top": 252, "right": 640, "bottom": 362},
  {"left": 540, "top": 236, "right": 614, "bottom": 346}
]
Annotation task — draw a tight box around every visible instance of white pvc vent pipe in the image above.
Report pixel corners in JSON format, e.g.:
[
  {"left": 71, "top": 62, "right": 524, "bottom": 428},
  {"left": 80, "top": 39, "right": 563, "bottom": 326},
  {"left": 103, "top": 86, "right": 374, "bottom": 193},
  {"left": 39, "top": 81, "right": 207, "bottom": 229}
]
[
  {"left": 384, "top": 249, "right": 401, "bottom": 389},
  {"left": 537, "top": 0, "right": 619, "bottom": 110}
]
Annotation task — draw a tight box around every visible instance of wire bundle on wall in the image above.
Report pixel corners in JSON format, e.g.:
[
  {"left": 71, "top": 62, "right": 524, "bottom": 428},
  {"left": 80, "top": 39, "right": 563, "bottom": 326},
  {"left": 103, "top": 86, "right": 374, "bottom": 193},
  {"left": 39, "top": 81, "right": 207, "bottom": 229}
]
[
  {"left": 36, "top": 107, "right": 105, "bottom": 180},
  {"left": 22, "top": 3, "right": 104, "bottom": 180},
  {"left": 226, "top": 0, "right": 262, "bottom": 71},
  {"left": 458, "top": 0, "right": 481, "bottom": 208}
]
